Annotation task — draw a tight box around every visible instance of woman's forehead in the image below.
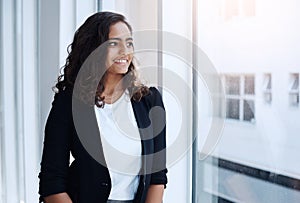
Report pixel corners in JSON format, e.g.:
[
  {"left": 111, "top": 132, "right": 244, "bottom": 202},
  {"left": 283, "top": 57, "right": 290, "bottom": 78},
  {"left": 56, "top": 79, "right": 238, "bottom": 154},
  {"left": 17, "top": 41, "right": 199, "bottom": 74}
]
[{"left": 109, "top": 22, "right": 132, "bottom": 38}]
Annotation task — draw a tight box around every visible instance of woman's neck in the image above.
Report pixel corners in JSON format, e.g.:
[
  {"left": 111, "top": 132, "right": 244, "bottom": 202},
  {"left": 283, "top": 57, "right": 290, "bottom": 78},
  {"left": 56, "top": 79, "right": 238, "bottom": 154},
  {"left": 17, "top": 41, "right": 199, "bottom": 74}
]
[
  {"left": 102, "top": 73, "right": 125, "bottom": 104},
  {"left": 103, "top": 73, "right": 124, "bottom": 94}
]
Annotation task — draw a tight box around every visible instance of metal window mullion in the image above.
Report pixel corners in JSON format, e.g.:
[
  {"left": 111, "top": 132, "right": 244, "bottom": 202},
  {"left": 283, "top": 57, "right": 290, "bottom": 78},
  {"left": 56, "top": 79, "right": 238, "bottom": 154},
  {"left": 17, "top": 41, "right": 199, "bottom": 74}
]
[
  {"left": 37, "top": 0, "right": 42, "bottom": 160},
  {"left": 295, "top": 73, "right": 300, "bottom": 91},
  {"left": 298, "top": 73, "right": 300, "bottom": 104},
  {"left": 240, "top": 75, "right": 244, "bottom": 121},
  {"left": 2, "top": 0, "right": 22, "bottom": 201},
  {"left": 158, "top": 0, "right": 163, "bottom": 93},
  {"left": 15, "top": 0, "right": 26, "bottom": 201},
  {"left": 97, "top": 0, "right": 102, "bottom": 11},
  {"left": 191, "top": 0, "right": 198, "bottom": 202},
  {"left": 74, "top": 0, "right": 78, "bottom": 30},
  {"left": 244, "top": 94, "right": 255, "bottom": 100},
  {"left": 22, "top": 0, "right": 40, "bottom": 201},
  {"left": 0, "top": 0, "right": 3, "bottom": 201},
  {"left": 226, "top": 95, "right": 240, "bottom": 99}
]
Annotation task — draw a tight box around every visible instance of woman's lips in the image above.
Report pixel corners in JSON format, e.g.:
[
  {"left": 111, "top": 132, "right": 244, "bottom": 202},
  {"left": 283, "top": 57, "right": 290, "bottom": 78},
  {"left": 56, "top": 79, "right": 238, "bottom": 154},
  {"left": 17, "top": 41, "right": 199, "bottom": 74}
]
[{"left": 113, "top": 59, "right": 128, "bottom": 65}]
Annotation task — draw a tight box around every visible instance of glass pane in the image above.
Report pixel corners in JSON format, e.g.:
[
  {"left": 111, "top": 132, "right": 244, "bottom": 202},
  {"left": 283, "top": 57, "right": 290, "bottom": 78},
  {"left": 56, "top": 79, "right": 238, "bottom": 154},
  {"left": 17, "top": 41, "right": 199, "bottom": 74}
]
[
  {"left": 243, "top": 99, "right": 254, "bottom": 121},
  {"left": 226, "top": 99, "right": 239, "bottom": 120},
  {"left": 264, "top": 74, "right": 272, "bottom": 90},
  {"left": 225, "top": 76, "right": 240, "bottom": 95},
  {"left": 244, "top": 75, "right": 255, "bottom": 95},
  {"left": 197, "top": 0, "right": 300, "bottom": 202}
]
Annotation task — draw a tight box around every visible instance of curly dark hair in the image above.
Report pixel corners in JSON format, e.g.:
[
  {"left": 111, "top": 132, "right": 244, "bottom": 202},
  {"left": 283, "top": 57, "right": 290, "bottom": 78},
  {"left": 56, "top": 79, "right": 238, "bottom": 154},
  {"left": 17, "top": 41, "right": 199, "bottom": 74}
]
[{"left": 55, "top": 11, "right": 149, "bottom": 107}]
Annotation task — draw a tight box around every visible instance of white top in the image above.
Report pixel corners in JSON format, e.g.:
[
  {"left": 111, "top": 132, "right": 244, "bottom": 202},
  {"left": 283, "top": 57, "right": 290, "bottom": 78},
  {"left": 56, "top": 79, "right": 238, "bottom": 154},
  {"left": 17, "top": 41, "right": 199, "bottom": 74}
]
[{"left": 94, "top": 90, "right": 141, "bottom": 200}]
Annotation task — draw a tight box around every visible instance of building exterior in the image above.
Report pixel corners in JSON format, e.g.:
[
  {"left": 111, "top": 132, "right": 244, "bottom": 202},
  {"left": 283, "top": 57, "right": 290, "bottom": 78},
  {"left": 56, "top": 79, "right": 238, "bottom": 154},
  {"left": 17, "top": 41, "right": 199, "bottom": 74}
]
[{"left": 197, "top": 0, "right": 300, "bottom": 202}]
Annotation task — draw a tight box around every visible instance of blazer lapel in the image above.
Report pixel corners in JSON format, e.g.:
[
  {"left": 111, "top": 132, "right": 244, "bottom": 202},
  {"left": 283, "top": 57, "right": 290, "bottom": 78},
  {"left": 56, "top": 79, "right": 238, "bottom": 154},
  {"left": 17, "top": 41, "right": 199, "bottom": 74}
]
[
  {"left": 72, "top": 98, "right": 107, "bottom": 167},
  {"left": 131, "top": 99, "right": 154, "bottom": 176}
]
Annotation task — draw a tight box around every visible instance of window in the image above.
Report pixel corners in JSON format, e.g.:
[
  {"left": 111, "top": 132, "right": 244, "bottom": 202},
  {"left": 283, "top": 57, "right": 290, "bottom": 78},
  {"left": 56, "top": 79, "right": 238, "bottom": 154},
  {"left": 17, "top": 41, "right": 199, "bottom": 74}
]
[
  {"left": 196, "top": 1, "right": 300, "bottom": 203},
  {"left": 289, "top": 73, "right": 299, "bottom": 106},
  {"left": 241, "top": 0, "right": 255, "bottom": 16},
  {"left": 224, "top": 74, "right": 255, "bottom": 122},
  {"left": 263, "top": 73, "right": 272, "bottom": 103},
  {"left": 244, "top": 75, "right": 255, "bottom": 94},
  {"left": 226, "top": 98, "right": 240, "bottom": 119},
  {"left": 225, "top": 75, "right": 240, "bottom": 95},
  {"left": 243, "top": 99, "right": 254, "bottom": 121},
  {"left": 220, "top": 0, "right": 256, "bottom": 21}
]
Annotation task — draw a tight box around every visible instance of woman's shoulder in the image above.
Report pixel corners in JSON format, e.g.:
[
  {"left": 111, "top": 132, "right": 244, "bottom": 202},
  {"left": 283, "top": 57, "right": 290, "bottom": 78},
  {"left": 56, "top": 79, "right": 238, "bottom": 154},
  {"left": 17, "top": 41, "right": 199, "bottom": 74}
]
[
  {"left": 51, "top": 87, "right": 73, "bottom": 106},
  {"left": 148, "top": 86, "right": 160, "bottom": 94},
  {"left": 142, "top": 86, "right": 164, "bottom": 107},
  {"left": 145, "top": 86, "right": 161, "bottom": 96},
  {"left": 142, "top": 86, "right": 160, "bottom": 99}
]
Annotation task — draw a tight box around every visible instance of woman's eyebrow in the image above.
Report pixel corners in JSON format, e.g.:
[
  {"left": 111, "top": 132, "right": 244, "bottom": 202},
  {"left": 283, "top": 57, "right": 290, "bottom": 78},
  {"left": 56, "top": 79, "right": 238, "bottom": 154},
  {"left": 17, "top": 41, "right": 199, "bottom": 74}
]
[{"left": 109, "top": 37, "right": 133, "bottom": 41}]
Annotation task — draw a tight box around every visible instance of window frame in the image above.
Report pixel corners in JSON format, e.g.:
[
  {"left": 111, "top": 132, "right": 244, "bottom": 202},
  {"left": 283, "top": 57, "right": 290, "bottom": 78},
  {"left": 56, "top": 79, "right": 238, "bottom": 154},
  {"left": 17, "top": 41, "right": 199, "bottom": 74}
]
[
  {"left": 223, "top": 74, "right": 256, "bottom": 123},
  {"left": 220, "top": 0, "right": 256, "bottom": 21},
  {"left": 289, "top": 73, "right": 299, "bottom": 106},
  {"left": 263, "top": 73, "right": 272, "bottom": 103}
]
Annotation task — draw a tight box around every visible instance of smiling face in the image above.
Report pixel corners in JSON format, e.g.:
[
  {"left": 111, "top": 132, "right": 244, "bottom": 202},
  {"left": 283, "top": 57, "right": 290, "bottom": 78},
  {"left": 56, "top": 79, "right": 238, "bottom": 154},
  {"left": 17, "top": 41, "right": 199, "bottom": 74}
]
[{"left": 106, "top": 21, "right": 134, "bottom": 76}]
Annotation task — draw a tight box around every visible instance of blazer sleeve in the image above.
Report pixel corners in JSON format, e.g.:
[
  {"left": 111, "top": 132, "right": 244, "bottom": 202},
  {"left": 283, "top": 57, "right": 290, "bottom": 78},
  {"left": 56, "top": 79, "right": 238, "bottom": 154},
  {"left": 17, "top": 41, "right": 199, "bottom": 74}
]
[
  {"left": 148, "top": 87, "right": 168, "bottom": 187},
  {"left": 38, "top": 89, "right": 73, "bottom": 200}
]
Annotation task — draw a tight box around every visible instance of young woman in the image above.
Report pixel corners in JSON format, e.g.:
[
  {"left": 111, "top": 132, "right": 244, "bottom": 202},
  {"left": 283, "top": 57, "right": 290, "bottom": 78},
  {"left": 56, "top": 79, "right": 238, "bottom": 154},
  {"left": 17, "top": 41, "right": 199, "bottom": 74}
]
[{"left": 38, "top": 12, "right": 167, "bottom": 203}]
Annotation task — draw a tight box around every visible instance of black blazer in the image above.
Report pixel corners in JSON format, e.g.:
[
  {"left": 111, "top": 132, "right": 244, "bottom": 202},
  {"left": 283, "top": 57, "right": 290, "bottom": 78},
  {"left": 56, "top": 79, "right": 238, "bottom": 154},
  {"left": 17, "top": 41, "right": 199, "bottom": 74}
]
[{"left": 38, "top": 87, "right": 168, "bottom": 203}]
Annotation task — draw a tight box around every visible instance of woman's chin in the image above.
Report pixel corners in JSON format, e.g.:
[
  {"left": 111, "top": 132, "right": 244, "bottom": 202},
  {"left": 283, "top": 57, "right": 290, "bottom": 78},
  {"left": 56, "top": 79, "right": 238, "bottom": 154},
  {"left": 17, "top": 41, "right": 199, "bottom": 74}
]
[
  {"left": 108, "top": 69, "right": 129, "bottom": 75},
  {"left": 108, "top": 65, "right": 129, "bottom": 74}
]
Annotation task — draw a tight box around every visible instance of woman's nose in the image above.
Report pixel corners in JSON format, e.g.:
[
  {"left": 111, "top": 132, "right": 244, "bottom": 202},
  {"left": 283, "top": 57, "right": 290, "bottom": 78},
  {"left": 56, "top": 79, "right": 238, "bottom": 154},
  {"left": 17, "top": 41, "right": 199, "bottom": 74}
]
[
  {"left": 118, "top": 44, "right": 126, "bottom": 54},
  {"left": 118, "top": 43, "right": 130, "bottom": 55}
]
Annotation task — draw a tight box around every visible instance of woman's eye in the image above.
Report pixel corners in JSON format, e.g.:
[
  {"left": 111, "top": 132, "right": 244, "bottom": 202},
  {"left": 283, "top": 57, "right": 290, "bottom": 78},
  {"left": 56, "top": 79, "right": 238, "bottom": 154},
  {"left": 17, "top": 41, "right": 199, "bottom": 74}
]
[
  {"left": 108, "top": 41, "right": 118, "bottom": 46},
  {"left": 127, "top": 41, "right": 134, "bottom": 47}
]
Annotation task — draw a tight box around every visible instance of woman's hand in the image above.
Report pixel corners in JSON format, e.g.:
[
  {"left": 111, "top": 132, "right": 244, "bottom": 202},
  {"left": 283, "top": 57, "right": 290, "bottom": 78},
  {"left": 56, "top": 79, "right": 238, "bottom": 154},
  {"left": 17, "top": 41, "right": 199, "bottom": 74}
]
[
  {"left": 44, "top": 192, "right": 72, "bottom": 203},
  {"left": 145, "top": 184, "right": 165, "bottom": 203}
]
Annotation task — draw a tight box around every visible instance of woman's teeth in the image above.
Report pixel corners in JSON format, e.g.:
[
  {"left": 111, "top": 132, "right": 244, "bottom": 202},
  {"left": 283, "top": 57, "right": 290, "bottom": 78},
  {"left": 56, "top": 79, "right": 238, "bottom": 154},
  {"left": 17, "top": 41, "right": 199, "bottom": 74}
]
[{"left": 114, "top": 59, "right": 127, "bottom": 63}]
